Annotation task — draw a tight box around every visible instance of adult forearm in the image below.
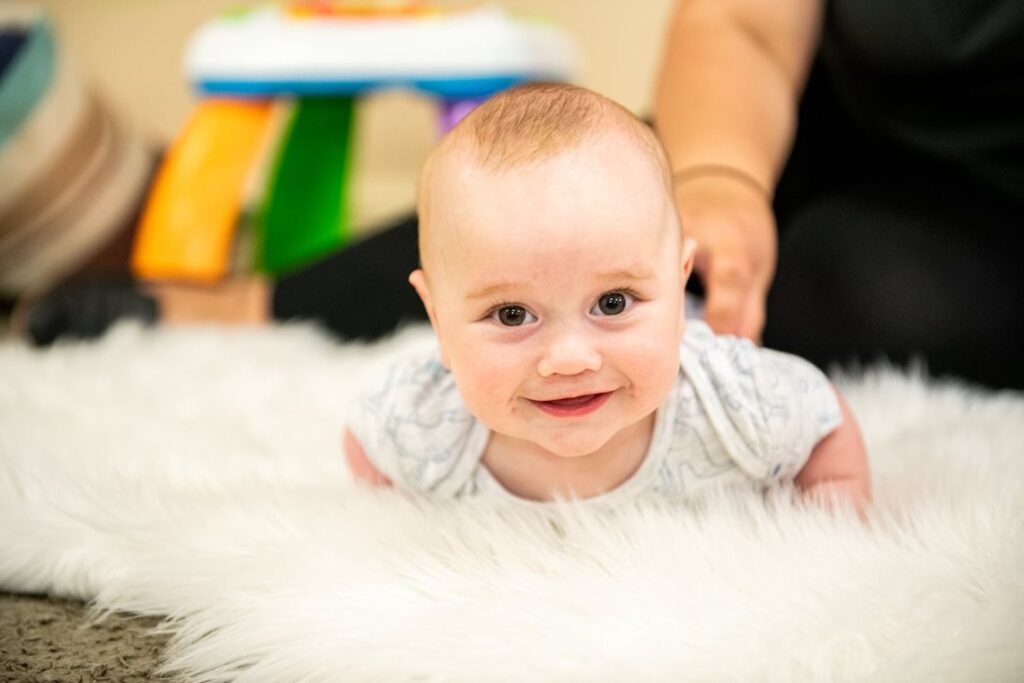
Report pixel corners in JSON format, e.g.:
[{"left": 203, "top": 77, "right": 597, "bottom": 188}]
[{"left": 655, "top": 2, "right": 820, "bottom": 192}]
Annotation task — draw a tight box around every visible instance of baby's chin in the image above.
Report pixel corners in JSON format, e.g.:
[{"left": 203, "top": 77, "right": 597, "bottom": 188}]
[
  {"left": 527, "top": 423, "right": 636, "bottom": 460},
  {"left": 481, "top": 398, "right": 663, "bottom": 460},
  {"left": 482, "top": 423, "right": 611, "bottom": 460}
]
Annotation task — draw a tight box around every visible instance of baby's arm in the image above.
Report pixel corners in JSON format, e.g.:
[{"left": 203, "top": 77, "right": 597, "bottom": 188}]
[
  {"left": 794, "top": 388, "right": 871, "bottom": 516},
  {"left": 343, "top": 428, "right": 392, "bottom": 487}
]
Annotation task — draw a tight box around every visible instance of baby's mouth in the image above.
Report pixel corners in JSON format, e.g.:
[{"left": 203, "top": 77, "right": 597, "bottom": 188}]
[{"left": 529, "top": 391, "right": 613, "bottom": 418}]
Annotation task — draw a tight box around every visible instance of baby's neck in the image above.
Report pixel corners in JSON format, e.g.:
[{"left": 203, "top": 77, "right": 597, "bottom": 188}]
[{"left": 482, "top": 413, "right": 656, "bottom": 502}]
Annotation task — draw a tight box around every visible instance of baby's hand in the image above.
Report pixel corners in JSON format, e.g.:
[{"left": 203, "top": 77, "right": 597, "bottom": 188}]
[
  {"left": 344, "top": 429, "right": 392, "bottom": 487},
  {"left": 794, "top": 387, "right": 871, "bottom": 517}
]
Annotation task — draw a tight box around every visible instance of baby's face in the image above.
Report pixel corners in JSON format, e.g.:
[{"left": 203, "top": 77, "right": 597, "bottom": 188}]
[{"left": 413, "top": 136, "right": 694, "bottom": 458}]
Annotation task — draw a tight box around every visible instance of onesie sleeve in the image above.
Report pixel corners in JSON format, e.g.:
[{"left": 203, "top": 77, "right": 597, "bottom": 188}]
[
  {"left": 679, "top": 322, "right": 843, "bottom": 483},
  {"left": 345, "top": 349, "right": 486, "bottom": 495}
]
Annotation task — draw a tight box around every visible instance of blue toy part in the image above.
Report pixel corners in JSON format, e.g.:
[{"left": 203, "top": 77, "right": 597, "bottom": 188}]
[{"left": 195, "top": 75, "right": 544, "bottom": 99}]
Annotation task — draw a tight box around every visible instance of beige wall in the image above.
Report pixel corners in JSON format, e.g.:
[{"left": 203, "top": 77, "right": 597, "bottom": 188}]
[{"left": 38, "top": 0, "right": 676, "bottom": 228}]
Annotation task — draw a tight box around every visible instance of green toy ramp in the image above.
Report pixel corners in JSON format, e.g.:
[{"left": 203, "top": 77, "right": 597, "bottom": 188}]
[{"left": 258, "top": 96, "right": 355, "bottom": 275}]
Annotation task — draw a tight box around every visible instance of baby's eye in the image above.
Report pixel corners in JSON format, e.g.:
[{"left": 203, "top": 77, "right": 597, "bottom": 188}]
[
  {"left": 591, "top": 291, "right": 634, "bottom": 316},
  {"left": 492, "top": 305, "right": 537, "bottom": 327}
]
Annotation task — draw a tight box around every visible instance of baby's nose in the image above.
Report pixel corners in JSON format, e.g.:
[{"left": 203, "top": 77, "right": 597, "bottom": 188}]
[{"left": 537, "top": 330, "right": 602, "bottom": 377}]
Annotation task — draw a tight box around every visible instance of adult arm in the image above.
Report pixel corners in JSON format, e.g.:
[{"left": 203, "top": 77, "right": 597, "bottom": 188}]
[{"left": 655, "top": 0, "right": 822, "bottom": 338}]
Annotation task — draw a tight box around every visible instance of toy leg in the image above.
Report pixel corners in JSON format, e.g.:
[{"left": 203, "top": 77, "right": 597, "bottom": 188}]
[
  {"left": 438, "top": 98, "right": 486, "bottom": 136},
  {"left": 258, "top": 96, "right": 355, "bottom": 275},
  {"left": 131, "top": 99, "right": 272, "bottom": 282}
]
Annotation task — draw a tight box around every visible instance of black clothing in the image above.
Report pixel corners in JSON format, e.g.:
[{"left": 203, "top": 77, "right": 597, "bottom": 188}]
[
  {"left": 821, "top": 0, "right": 1024, "bottom": 202},
  {"left": 272, "top": 214, "right": 428, "bottom": 340},
  {"left": 765, "top": 0, "right": 1024, "bottom": 388}
]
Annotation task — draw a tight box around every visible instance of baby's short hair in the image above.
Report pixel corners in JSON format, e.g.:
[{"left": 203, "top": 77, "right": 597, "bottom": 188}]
[
  {"left": 421, "top": 83, "right": 672, "bottom": 195},
  {"left": 463, "top": 83, "right": 670, "bottom": 177}
]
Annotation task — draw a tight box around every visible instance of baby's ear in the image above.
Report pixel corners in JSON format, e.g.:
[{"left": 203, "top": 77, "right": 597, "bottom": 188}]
[
  {"left": 679, "top": 237, "right": 697, "bottom": 287},
  {"left": 408, "top": 269, "right": 436, "bottom": 324},
  {"left": 678, "top": 237, "right": 699, "bottom": 340},
  {"left": 408, "top": 269, "right": 451, "bottom": 367}
]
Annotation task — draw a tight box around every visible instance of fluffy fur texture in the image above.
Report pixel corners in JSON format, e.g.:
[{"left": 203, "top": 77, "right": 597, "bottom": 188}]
[{"left": 1, "top": 323, "right": 1023, "bottom": 682}]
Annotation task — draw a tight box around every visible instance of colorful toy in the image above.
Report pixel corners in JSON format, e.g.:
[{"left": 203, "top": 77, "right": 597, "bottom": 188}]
[
  {"left": 132, "top": 100, "right": 272, "bottom": 281},
  {"left": 132, "top": 2, "right": 578, "bottom": 281}
]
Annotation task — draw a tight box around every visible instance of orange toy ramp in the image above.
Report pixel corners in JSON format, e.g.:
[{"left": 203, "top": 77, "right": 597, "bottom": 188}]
[{"left": 132, "top": 100, "right": 271, "bottom": 282}]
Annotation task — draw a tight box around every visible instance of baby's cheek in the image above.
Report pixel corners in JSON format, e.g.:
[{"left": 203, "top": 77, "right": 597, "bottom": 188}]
[
  {"left": 450, "top": 348, "right": 523, "bottom": 421},
  {"left": 619, "top": 333, "right": 679, "bottom": 401}
]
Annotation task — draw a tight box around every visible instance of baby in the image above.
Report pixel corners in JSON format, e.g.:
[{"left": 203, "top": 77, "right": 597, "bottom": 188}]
[{"left": 344, "top": 83, "right": 870, "bottom": 511}]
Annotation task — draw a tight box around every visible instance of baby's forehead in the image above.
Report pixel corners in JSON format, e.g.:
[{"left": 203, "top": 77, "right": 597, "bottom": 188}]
[
  {"left": 425, "top": 131, "right": 666, "bottom": 213},
  {"left": 419, "top": 125, "right": 676, "bottom": 271}
]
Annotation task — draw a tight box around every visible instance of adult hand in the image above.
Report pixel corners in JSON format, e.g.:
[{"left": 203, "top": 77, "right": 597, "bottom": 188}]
[{"left": 674, "top": 175, "right": 777, "bottom": 340}]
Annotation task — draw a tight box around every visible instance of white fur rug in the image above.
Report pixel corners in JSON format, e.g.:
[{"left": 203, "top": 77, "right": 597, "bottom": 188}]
[{"left": 1, "top": 323, "right": 1023, "bottom": 682}]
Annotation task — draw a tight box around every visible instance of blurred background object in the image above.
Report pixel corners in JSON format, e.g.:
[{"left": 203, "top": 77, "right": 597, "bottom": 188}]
[
  {"left": 31, "top": 0, "right": 673, "bottom": 244},
  {"left": 0, "top": 5, "right": 152, "bottom": 300},
  {"left": 131, "top": 2, "right": 581, "bottom": 282},
  {"left": 2, "top": 0, "right": 673, "bottom": 333}
]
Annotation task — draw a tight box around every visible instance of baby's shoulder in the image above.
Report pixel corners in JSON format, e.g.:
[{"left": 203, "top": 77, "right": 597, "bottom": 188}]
[
  {"left": 679, "top": 320, "right": 828, "bottom": 393},
  {"left": 672, "top": 320, "right": 842, "bottom": 481},
  {"left": 348, "top": 347, "right": 486, "bottom": 495},
  {"left": 358, "top": 347, "right": 459, "bottom": 417}
]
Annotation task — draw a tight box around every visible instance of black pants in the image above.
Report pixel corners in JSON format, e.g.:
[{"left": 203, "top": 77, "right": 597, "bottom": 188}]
[
  {"left": 273, "top": 212, "right": 427, "bottom": 342},
  {"left": 274, "top": 69, "right": 1024, "bottom": 390},
  {"left": 766, "top": 63, "right": 1024, "bottom": 389}
]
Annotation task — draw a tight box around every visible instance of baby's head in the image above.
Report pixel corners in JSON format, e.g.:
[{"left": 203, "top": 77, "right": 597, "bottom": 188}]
[{"left": 410, "top": 83, "right": 696, "bottom": 458}]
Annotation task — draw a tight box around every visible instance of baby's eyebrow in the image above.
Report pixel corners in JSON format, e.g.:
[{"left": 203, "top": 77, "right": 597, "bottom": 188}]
[
  {"left": 597, "top": 268, "right": 657, "bottom": 283},
  {"left": 465, "top": 268, "right": 655, "bottom": 301},
  {"left": 465, "top": 281, "right": 519, "bottom": 301}
]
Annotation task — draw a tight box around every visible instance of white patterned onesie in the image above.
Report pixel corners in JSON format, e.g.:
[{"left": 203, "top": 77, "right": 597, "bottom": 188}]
[{"left": 347, "top": 321, "right": 842, "bottom": 504}]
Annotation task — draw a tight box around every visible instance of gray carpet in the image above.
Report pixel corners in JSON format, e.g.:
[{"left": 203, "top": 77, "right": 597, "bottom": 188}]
[{"left": 0, "top": 593, "right": 168, "bottom": 682}]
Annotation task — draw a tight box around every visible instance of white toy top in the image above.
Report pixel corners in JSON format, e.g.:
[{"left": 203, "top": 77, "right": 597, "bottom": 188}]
[{"left": 186, "top": 2, "right": 580, "bottom": 98}]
